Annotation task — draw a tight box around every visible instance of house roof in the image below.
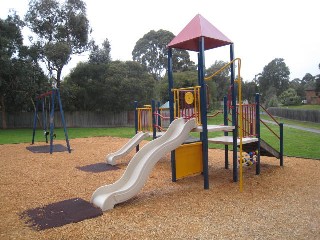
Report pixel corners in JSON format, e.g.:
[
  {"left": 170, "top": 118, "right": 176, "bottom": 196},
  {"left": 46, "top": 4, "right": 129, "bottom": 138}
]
[{"left": 167, "top": 14, "right": 233, "bottom": 51}]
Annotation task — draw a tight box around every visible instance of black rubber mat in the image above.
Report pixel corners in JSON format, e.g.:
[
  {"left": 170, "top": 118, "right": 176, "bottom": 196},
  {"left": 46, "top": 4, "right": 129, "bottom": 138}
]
[
  {"left": 76, "top": 162, "right": 119, "bottom": 173},
  {"left": 26, "top": 144, "right": 70, "bottom": 153},
  {"left": 20, "top": 198, "right": 102, "bottom": 230}
]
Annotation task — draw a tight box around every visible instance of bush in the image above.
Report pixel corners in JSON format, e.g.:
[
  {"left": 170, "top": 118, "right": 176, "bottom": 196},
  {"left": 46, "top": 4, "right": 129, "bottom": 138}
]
[
  {"left": 279, "top": 88, "right": 301, "bottom": 106},
  {"left": 266, "top": 95, "right": 279, "bottom": 108}
]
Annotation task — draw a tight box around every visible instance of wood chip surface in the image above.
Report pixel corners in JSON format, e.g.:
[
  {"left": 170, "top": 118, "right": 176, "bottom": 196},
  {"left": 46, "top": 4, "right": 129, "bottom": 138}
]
[{"left": 0, "top": 137, "right": 319, "bottom": 239}]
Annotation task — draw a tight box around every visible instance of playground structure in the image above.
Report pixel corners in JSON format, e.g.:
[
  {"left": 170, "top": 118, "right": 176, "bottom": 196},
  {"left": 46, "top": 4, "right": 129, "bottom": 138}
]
[
  {"left": 31, "top": 88, "right": 71, "bottom": 154},
  {"left": 92, "top": 14, "right": 284, "bottom": 211}
]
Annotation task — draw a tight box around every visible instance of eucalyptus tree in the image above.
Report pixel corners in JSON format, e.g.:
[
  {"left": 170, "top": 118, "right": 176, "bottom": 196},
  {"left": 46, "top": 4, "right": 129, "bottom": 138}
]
[
  {"left": 257, "top": 58, "right": 290, "bottom": 102},
  {"left": 132, "top": 29, "right": 195, "bottom": 81},
  {"left": 64, "top": 60, "right": 155, "bottom": 112},
  {"left": 0, "top": 14, "right": 23, "bottom": 128},
  {"left": 301, "top": 73, "right": 315, "bottom": 89},
  {"left": 206, "top": 60, "right": 230, "bottom": 102},
  {"left": 25, "top": 0, "right": 92, "bottom": 87},
  {"left": 89, "top": 38, "right": 111, "bottom": 65},
  {"left": 316, "top": 63, "right": 320, "bottom": 92},
  {"left": 0, "top": 13, "right": 47, "bottom": 128}
]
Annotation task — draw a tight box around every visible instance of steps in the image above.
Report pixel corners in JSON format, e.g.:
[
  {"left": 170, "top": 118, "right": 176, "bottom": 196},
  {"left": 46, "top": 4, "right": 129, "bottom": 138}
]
[{"left": 242, "top": 138, "right": 280, "bottom": 159}]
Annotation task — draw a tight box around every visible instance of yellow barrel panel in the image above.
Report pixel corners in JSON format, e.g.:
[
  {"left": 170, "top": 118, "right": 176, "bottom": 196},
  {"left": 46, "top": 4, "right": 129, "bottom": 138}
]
[{"left": 175, "top": 142, "right": 203, "bottom": 179}]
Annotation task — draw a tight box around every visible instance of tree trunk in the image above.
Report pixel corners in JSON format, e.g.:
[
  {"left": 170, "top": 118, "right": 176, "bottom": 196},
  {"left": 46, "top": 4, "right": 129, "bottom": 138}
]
[
  {"left": 1, "top": 94, "right": 7, "bottom": 129},
  {"left": 57, "top": 68, "right": 62, "bottom": 88}
]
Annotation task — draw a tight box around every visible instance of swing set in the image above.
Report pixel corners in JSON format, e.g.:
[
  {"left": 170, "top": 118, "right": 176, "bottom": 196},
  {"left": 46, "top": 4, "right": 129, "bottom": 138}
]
[{"left": 31, "top": 88, "right": 71, "bottom": 154}]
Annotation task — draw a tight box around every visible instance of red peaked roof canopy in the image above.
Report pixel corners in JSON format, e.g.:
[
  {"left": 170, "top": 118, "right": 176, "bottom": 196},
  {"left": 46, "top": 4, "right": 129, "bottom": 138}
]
[{"left": 167, "top": 14, "right": 233, "bottom": 51}]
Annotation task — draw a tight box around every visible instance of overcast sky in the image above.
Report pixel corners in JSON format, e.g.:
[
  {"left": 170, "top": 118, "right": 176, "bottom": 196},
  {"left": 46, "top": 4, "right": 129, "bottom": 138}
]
[{"left": 1, "top": 0, "right": 319, "bottom": 81}]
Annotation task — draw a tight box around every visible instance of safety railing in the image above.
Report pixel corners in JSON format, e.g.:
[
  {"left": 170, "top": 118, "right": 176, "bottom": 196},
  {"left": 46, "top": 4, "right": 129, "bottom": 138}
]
[
  {"left": 259, "top": 104, "right": 281, "bottom": 139},
  {"left": 136, "top": 105, "right": 152, "bottom": 132},
  {"left": 153, "top": 106, "right": 170, "bottom": 132},
  {"left": 237, "top": 104, "right": 257, "bottom": 138},
  {"left": 172, "top": 86, "right": 201, "bottom": 125}
]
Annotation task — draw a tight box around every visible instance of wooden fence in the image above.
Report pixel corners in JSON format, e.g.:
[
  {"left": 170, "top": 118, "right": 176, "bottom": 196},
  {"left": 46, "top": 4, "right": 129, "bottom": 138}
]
[
  {"left": 0, "top": 111, "right": 135, "bottom": 129},
  {"left": 267, "top": 107, "right": 320, "bottom": 123}
]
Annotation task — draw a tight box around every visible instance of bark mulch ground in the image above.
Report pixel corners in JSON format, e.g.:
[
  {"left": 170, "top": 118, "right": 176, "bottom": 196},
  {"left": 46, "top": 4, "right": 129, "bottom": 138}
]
[{"left": 0, "top": 137, "right": 319, "bottom": 239}]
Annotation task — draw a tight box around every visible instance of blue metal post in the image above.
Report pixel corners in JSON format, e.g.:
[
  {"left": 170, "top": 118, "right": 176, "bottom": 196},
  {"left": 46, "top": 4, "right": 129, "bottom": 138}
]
[
  {"left": 56, "top": 88, "right": 71, "bottom": 153},
  {"left": 199, "top": 37, "right": 209, "bottom": 190},
  {"left": 223, "top": 96, "right": 229, "bottom": 169},
  {"left": 32, "top": 99, "right": 39, "bottom": 144},
  {"left": 280, "top": 123, "right": 284, "bottom": 166},
  {"left": 49, "top": 90, "right": 55, "bottom": 154},
  {"left": 168, "top": 48, "right": 176, "bottom": 182},
  {"left": 255, "top": 93, "right": 261, "bottom": 175},
  {"left": 134, "top": 101, "right": 139, "bottom": 152},
  {"left": 230, "top": 44, "right": 238, "bottom": 182}
]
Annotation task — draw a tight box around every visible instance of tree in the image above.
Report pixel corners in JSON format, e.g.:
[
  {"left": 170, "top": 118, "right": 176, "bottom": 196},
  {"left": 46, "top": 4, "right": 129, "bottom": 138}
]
[
  {"left": 132, "top": 29, "right": 195, "bottom": 80},
  {"left": 289, "top": 78, "right": 305, "bottom": 99},
  {"left": 279, "top": 88, "right": 301, "bottom": 106},
  {"left": 0, "top": 13, "right": 47, "bottom": 128},
  {"left": 25, "top": 0, "right": 91, "bottom": 87},
  {"left": 242, "top": 81, "right": 258, "bottom": 103},
  {"left": 257, "top": 58, "right": 290, "bottom": 102},
  {"left": 301, "top": 73, "right": 315, "bottom": 87},
  {"left": 62, "top": 61, "right": 107, "bottom": 111},
  {"left": 89, "top": 38, "right": 111, "bottom": 64},
  {"left": 266, "top": 95, "right": 279, "bottom": 108},
  {"left": 315, "top": 63, "right": 320, "bottom": 92},
  {"left": 0, "top": 14, "right": 24, "bottom": 128},
  {"left": 64, "top": 60, "right": 155, "bottom": 112},
  {"left": 206, "top": 61, "right": 230, "bottom": 102}
]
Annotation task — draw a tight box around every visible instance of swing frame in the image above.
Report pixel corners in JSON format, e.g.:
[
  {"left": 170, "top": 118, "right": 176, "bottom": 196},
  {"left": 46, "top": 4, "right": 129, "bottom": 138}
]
[{"left": 31, "top": 89, "right": 71, "bottom": 154}]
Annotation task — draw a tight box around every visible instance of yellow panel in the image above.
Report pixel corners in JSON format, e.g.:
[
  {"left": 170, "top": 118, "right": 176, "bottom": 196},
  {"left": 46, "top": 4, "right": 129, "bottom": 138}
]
[{"left": 175, "top": 142, "right": 203, "bottom": 179}]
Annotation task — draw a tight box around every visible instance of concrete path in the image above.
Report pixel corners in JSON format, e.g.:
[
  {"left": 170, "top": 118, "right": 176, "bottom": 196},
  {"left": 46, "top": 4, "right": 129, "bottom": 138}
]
[{"left": 261, "top": 119, "right": 320, "bottom": 134}]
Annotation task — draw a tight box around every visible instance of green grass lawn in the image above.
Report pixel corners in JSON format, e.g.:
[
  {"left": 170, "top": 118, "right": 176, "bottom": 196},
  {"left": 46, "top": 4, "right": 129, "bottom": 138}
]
[
  {"left": 283, "top": 104, "right": 320, "bottom": 111},
  {"left": 0, "top": 115, "right": 319, "bottom": 159},
  {"left": 0, "top": 127, "right": 135, "bottom": 145},
  {"left": 261, "top": 114, "right": 320, "bottom": 130}
]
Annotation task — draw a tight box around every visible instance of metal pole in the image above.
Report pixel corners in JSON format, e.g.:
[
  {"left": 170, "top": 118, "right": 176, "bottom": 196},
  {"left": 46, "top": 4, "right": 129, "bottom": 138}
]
[
  {"left": 168, "top": 48, "right": 176, "bottom": 182},
  {"left": 157, "top": 101, "right": 161, "bottom": 130},
  {"left": 280, "top": 123, "right": 284, "bottom": 166},
  {"left": 56, "top": 88, "right": 71, "bottom": 153},
  {"left": 255, "top": 93, "right": 261, "bottom": 175},
  {"left": 49, "top": 90, "right": 55, "bottom": 154},
  {"left": 152, "top": 99, "right": 156, "bottom": 140},
  {"left": 230, "top": 44, "right": 238, "bottom": 182},
  {"left": 199, "top": 37, "right": 209, "bottom": 190},
  {"left": 32, "top": 99, "right": 39, "bottom": 144},
  {"left": 223, "top": 96, "right": 229, "bottom": 169},
  {"left": 134, "top": 101, "right": 139, "bottom": 152}
]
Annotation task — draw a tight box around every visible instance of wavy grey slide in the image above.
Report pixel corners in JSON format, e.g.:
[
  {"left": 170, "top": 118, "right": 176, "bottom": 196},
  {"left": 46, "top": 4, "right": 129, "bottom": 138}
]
[
  {"left": 91, "top": 118, "right": 197, "bottom": 211},
  {"left": 106, "top": 131, "right": 149, "bottom": 165}
]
